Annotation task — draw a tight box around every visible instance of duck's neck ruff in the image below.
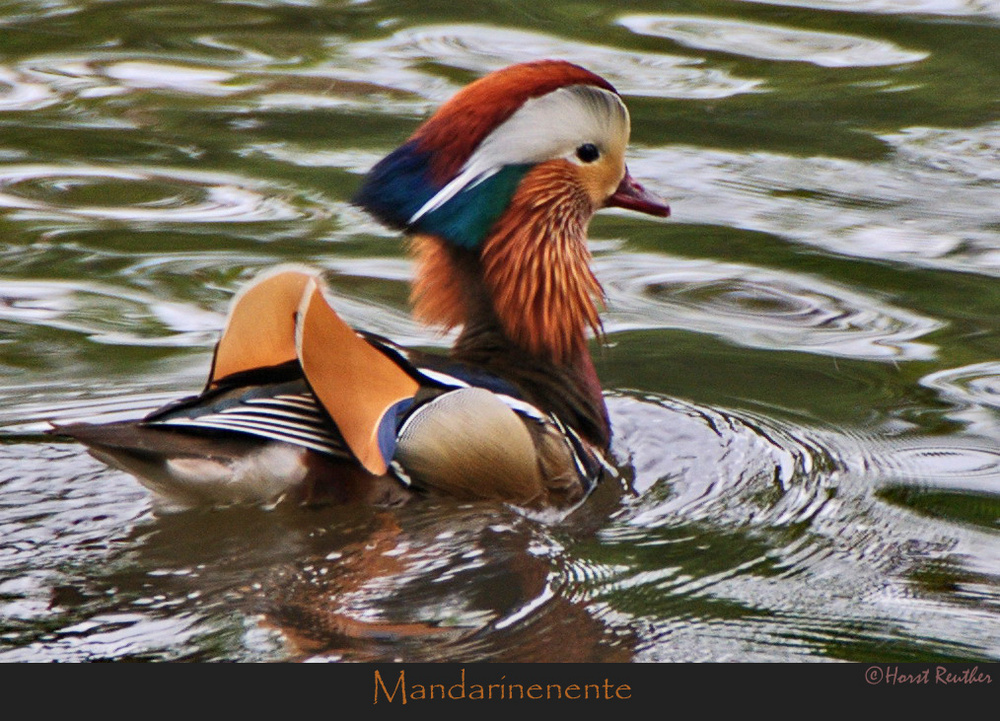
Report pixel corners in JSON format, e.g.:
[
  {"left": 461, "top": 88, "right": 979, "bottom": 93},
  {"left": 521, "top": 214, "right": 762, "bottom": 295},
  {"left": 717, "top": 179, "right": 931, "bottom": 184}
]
[{"left": 410, "top": 161, "right": 603, "bottom": 365}]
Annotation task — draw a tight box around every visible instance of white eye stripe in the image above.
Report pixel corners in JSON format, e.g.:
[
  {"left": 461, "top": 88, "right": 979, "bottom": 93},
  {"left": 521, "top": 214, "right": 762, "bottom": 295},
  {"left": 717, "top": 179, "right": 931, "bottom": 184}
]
[
  {"left": 408, "top": 85, "right": 628, "bottom": 225},
  {"left": 472, "top": 85, "right": 627, "bottom": 165}
]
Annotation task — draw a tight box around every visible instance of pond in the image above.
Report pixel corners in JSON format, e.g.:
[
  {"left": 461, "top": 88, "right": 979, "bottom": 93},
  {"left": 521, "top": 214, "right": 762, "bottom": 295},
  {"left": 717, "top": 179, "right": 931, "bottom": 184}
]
[{"left": 0, "top": 0, "right": 998, "bottom": 663}]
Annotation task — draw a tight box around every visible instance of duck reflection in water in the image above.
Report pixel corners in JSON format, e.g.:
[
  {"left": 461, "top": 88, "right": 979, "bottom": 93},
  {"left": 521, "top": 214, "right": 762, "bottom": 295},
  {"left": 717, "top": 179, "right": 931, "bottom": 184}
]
[{"left": 259, "top": 491, "right": 634, "bottom": 662}]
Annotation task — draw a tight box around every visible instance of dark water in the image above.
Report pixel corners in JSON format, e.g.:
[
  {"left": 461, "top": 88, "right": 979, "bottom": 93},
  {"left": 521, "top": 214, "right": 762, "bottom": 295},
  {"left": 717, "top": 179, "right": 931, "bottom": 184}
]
[{"left": 1, "top": 0, "right": 998, "bottom": 662}]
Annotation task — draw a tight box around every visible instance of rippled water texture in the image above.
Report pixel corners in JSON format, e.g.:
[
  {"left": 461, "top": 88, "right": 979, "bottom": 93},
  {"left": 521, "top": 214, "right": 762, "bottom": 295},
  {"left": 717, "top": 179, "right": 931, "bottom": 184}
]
[{"left": 1, "top": 0, "right": 999, "bottom": 663}]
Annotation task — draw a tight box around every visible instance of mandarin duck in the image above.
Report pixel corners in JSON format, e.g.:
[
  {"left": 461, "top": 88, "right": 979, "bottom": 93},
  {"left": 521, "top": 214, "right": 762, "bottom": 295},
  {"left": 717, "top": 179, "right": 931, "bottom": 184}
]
[{"left": 54, "top": 60, "right": 670, "bottom": 513}]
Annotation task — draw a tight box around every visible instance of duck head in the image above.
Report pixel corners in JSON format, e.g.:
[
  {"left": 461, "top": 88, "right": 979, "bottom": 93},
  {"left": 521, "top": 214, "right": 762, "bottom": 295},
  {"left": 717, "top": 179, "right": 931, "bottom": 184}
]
[{"left": 354, "top": 60, "right": 669, "bottom": 363}]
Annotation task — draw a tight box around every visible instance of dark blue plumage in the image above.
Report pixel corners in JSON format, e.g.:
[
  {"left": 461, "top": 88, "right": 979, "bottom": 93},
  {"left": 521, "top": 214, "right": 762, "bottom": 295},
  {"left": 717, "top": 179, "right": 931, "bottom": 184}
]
[
  {"left": 353, "top": 140, "right": 436, "bottom": 231},
  {"left": 353, "top": 141, "right": 529, "bottom": 250}
]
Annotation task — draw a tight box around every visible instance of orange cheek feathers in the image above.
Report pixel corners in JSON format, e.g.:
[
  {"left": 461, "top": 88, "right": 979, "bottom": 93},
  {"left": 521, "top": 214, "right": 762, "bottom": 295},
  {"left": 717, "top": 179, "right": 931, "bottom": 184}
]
[{"left": 480, "top": 162, "right": 604, "bottom": 363}]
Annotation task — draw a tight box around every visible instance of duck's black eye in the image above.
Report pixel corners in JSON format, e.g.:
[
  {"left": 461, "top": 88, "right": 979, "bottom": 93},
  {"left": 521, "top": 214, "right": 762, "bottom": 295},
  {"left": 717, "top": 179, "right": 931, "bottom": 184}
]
[{"left": 576, "top": 143, "right": 600, "bottom": 163}]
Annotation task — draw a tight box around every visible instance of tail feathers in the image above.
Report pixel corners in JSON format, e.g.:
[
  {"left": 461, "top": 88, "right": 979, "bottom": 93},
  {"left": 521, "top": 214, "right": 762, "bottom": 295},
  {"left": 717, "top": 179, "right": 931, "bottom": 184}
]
[
  {"left": 51, "top": 421, "right": 312, "bottom": 509},
  {"left": 206, "top": 265, "right": 419, "bottom": 476}
]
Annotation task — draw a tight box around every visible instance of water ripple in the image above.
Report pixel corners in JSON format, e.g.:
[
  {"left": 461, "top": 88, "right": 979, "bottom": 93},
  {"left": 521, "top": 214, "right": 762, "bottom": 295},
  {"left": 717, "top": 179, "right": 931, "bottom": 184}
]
[
  {"left": 923, "top": 362, "right": 1000, "bottom": 411},
  {"left": 885, "top": 125, "right": 1000, "bottom": 183},
  {"left": 17, "top": 51, "right": 415, "bottom": 115},
  {"left": 17, "top": 55, "right": 257, "bottom": 102},
  {"left": 599, "top": 253, "right": 942, "bottom": 360},
  {"left": 0, "top": 164, "right": 316, "bottom": 225},
  {"left": 601, "top": 393, "right": 1000, "bottom": 660},
  {"left": 883, "top": 444, "right": 1000, "bottom": 489},
  {"left": 0, "top": 66, "right": 58, "bottom": 111},
  {"left": 342, "top": 24, "right": 763, "bottom": 100},
  {"left": 98, "top": 60, "right": 246, "bottom": 96},
  {"left": 633, "top": 123, "right": 1000, "bottom": 275},
  {"left": 0, "top": 443, "right": 151, "bottom": 661},
  {"left": 0, "top": 278, "right": 223, "bottom": 346},
  {"left": 619, "top": 15, "right": 929, "bottom": 67},
  {"left": 606, "top": 393, "right": 842, "bottom": 529},
  {"left": 870, "top": 438, "right": 1000, "bottom": 533},
  {"left": 734, "top": 0, "right": 1000, "bottom": 20},
  {"left": 0, "top": 611, "right": 203, "bottom": 662},
  {"left": 7, "top": 395, "right": 191, "bottom": 438}
]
